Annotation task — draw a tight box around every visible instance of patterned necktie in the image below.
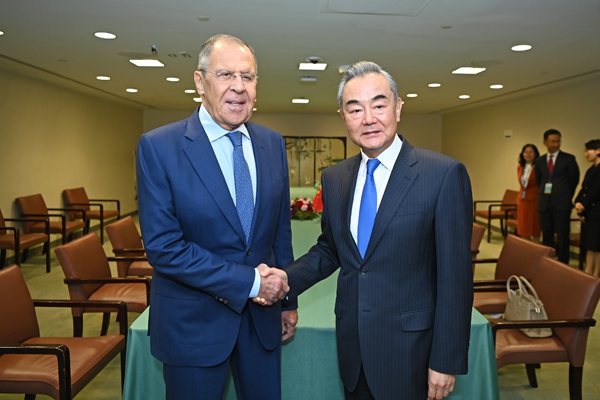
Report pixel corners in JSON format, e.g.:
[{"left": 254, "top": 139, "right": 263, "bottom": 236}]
[
  {"left": 548, "top": 154, "right": 554, "bottom": 176},
  {"left": 226, "top": 131, "right": 254, "bottom": 243},
  {"left": 357, "top": 158, "right": 381, "bottom": 258}
]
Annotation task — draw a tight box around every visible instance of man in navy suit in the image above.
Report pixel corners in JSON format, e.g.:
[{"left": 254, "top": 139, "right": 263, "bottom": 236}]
[
  {"left": 534, "top": 129, "right": 580, "bottom": 264},
  {"left": 260, "top": 61, "right": 473, "bottom": 400},
  {"left": 137, "top": 34, "right": 296, "bottom": 400}
]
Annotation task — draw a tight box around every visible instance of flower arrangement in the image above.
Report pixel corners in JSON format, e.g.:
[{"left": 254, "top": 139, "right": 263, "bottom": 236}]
[{"left": 290, "top": 197, "right": 320, "bottom": 220}]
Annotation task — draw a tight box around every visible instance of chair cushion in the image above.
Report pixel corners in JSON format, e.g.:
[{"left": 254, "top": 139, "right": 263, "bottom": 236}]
[
  {"left": 30, "top": 220, "right": 85, "bottom": 235},
  {"left": 128, "top": 261, "right": 153, "bottom": 276},
  {"left": 474, "top": 210, "right": 507, "bottom": 220},
  {"left": 496, "top": 329, "right": 567, "bottom": 369},
  {"left": 0, "top": 233, "right": 47, "bottom": 250},
  {"left": 473, "top": 292, "right": 507, "bottom": 315},
  {"left": 87, "top": 283, "right": 148, "bottom": 313},
  {"left": 0, "top": 335, "right": 124, "bottom": 399}
]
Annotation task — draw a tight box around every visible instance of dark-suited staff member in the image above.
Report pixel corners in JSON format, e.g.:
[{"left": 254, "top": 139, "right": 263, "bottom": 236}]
[
  {"left": 575, "top": 139, "right": 600, "bottom": 278},
  {"left": 261, "top": 62, "right": 473, "bottom": 400},
  {"left": 136, "top": 34, "right": 297, "bottom": 400},
  {"left": 534, "top": 129, "right": 580, "bottom": 263}
]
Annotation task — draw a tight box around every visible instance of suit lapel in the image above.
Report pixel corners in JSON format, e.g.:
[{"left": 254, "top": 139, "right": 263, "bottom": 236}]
[
  {"left": 340, "top": 154, "right": 362, "bottom": 261},
  {"left": 362, "top": 137, "right": 419, "bottom": 263},
  {"left": 248, "top": 124, "right": 268, "bottom": 246},
  {"left": 182, "top": 112, "right": 247, "bottom": 243}
]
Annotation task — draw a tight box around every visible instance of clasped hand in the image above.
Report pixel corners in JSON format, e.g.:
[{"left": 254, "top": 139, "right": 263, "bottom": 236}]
[{"left": 252, "top": 263, "right": 289, "bottom": 306}]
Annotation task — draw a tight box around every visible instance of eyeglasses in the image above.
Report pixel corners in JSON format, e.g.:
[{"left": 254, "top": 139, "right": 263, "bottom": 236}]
[{"left": 200, "top": 69, "right": 258, "bottom": 85}]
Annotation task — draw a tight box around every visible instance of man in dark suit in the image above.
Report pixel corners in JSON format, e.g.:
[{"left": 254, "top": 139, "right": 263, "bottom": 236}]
[
  {"left": 260, "top": 61, "right": 473, "bottom": 400},
  {"left": 136, "top": 34, "right": 296, "bottom": 400},
  {"left": 534, "top": 129, "right": 580, "bottom": 264}
]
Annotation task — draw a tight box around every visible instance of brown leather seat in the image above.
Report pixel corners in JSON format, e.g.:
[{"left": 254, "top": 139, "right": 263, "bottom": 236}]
[
  {"left": 471, "top": 222, "right": 486, "bottom": 274},
  {"left": 473, "top": 234, "right": 555, "bottom": 315},
  {"left": 0, "top": 265, "right": 127, "bottom": 400},
  {"left": 0, "top": 209, "right": 51, "bottom": 272},
  {"left": 15, "top": 194, "right": 86, "bottom": 245},
  {"left": 105, "top": 216, "right": 153, "bottom": 277},
  {"left": 54, "top": 233, "right": 150, "bottom": 336},
  {"left": 491, "top": 257, "right": 600, "bottom": 399},
  {"left": 473, "top": 189, "right": 519, "bottom": 242},
  {"left": 63, "top": 187, "right": 120, "bottom": 243}
]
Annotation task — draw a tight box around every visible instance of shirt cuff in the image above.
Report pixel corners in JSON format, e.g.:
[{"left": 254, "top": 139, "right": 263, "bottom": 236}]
[{"left": 248, "top": 268, "right": 260, "bottom": 298}]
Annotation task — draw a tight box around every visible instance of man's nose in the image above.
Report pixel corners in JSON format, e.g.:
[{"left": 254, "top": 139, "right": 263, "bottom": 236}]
[
  {"left": 229, "top": 75, "right": 246, "bottom": 92},
  {"left": 363, "top": 108, "right": 376, "bottom": 125}
]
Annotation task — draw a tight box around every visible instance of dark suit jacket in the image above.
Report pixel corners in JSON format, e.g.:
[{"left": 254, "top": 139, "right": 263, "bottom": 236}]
[
  {"left": 286, "top": 137, "right": 473, "bottom": 400},
  {"left": 575, "top": 165, "right": 600, "bottom": 220},
  {"left": 136, "top": 107, "right": 294, "bottom": 367},
  {"left": 534, "top": 151, "right": 580, "bottom": 211}
]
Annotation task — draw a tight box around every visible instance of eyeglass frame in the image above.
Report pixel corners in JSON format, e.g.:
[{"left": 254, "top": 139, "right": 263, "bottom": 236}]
[{"left": 199, "top": 69, "right": 258, "bottom": 85}]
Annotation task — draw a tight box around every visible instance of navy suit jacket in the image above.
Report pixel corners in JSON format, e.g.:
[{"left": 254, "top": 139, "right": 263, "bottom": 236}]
[
  {"left": 534, "top": 151, "right": 579, "bottom": 211},
  {"left": 136, "top": 108, "right": 294, "bottom": 367},
  {"left": 286, "top": 137, "right": 473, "bottom": 400}
]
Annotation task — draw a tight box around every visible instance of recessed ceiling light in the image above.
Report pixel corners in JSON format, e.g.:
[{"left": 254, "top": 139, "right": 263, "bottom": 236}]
[
  {"left": 459, "top": 95, "right": 470, "bottom": 99},
  {"left": 0, "top": 31, "right": 4, "bottom": 36},
  {"left": 166, "top": 77, "right": 180, "bottom": 82},
  {"left": 490, "top": 84, "right": 503, "bottom": 89},
  {"left": 452, "top": 67, "right": 486, "bottom": 75},
  {"left": 299, "top": 63, "right": 327, "bottom": 71},
  {"left": 407, "top": 94, "right": 418, "bottom": 98},
  {"left": 96, "top": 76, "right": 110, "bottom": 81},
  {"left": 193, "top": 97, "right": 202, "bottom": 102},
  {"left": 441, "top": 25, "right": 452, "bottom": 29},
  {"left": 198, "top": 16, "right": 210, "bottom": 21},
  {"left": 184, "top": 89, "right": 196, "bottom": 94},
  {"left": 292, "top": 99, "right": 309, "bottom": 104},
  {"left": 511, "top": 44, "right": 532, "bottom": 52},
  {"left": 253, "top": 108, "right": 257, "bottom": 111},
  {"left": 130, "top": 59, "right": 164, "bottom": 67},
  {"left": 94, "top": 32, "right": 116, "bottom": 40},
  {"left": 428, "top": 83, "right": 441, "bottom": 88},
  {"left": 126, "top": 88, "right": 138, "bottom": 93}
]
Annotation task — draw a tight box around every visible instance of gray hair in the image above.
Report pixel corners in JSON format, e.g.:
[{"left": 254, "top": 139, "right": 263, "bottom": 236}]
[
  {"left": 337, "top": 61, "right": 398, "bottom": 109},
  {"left": 197, "top": 34, "right": 257, "bottom": 76}
]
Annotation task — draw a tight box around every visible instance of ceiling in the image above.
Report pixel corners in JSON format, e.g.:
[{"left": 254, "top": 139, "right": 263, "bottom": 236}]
[{"left": 1, "top": 0, "right": 599, "bottom": 115}]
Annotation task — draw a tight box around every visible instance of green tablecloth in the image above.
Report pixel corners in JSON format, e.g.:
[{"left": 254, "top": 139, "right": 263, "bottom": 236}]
[{"left": 123, "top": 219, "right": 499, "bottom": 400}]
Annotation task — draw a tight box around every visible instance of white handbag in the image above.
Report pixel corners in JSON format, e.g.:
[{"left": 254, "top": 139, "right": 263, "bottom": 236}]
[{"left": 504, "top": 275, "right": 552, "bottom": 338}]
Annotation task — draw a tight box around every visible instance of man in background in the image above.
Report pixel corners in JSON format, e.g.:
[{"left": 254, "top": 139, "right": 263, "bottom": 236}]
[
  {"left": 137, "top": 34, "right": 296, "bottom": 400},
  {"left": 535, "top": 129, "right": 580, "bottom": 264}
]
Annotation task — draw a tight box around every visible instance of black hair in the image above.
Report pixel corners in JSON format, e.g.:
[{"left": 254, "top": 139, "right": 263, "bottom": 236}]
[
  {"left": 584, "top": 139, "right": 600, "bottom": 151},
  {"left": 518, "top": 144, "right": 540, "bottom": 166},
  {"left": 543, "top": 129, "right": 561, "bottom": 141}
]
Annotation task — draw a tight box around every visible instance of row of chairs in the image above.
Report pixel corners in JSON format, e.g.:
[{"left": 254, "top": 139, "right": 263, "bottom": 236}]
[
  {"left": 0, "top": 187, "right": 120, "bottom": 273},
  {"left": 0, "top": 217, "right": 153, "bottom": 399},
  {"left": 473, "top": 234, "right": 600, "bottom": 400}
]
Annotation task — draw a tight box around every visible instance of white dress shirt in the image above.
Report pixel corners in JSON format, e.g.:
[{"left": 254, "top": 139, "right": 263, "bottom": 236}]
[
  {"left": 198, "top": 106, "right": 260, "bottom": 297},
  {"left": 350, "top": 135, "right": 403, "bottom": 245}
]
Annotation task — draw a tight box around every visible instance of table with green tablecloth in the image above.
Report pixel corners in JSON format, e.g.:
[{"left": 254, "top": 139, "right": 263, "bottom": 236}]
[{"left": 123, "top": 219, "right": 499, "bottom": 400}]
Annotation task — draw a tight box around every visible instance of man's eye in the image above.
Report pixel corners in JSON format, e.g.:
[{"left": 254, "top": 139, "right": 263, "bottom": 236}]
[
  {"left": 219, "top": 72, "right": 232, "bottom": 78},
  {"left": 241, "top": 74, "right": 253, "bottom": 81}
]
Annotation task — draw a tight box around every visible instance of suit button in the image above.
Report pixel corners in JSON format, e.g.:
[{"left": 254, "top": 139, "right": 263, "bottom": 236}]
[
  {"left": 247, "top": 249, "right": 252, "bottom": 256},
  {"left": 360, "top": 268, "right": 367, "bottom": 275},
  {"left": 223, "top": 300, "right": 229, "bottom": 305}
]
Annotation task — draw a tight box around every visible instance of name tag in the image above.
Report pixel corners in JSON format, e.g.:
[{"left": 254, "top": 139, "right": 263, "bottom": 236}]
[
  {"left": 544, "top": 183, "right": 553, "bottom": 194},
  {"left": 521, "top": 191, "right": 526, "bottom": 199}
]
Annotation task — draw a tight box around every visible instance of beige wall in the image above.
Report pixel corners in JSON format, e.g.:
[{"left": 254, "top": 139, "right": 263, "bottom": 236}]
[
  {"left": 0, "top": 68, "right": 143, "bottom": 222},
  {"left": 143, "top": 109, "right": 443, "bottom": 159},
  {"left": 443, "top": 74, "right": 600, "bottom": 228}
]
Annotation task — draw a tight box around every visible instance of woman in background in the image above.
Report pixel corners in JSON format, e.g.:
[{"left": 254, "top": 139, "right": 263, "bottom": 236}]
[
  {"left": 575, "top": 139, "right": 600, "bottom": 278},
  {"left": 517, "top": 144, "right": 541, "bottom": 239}
]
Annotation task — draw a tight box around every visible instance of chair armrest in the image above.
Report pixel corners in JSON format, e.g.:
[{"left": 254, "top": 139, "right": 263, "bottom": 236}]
[
  {"left": 488, "top": 203, "right": 517, "bottom": 213},
  {"left": 89, "top": 198, "right": 120, "bottom": 214},
  {"left": 4, "top": 218, "right": 51, "bottom": 234},
  {"left": 473, "top": 285, "right": 509, "bottom": 292},
  {"left": 63, "top": 277, "right": 151, "bottom": 306},
  {"left": 107, "top": 255, "right": 148, "bottom": 262},
  {"left": 0, "top": 226, "right": 19, "bottom": 244},
  {"left": 111, "top": 249, "right": 146, "bottom": 257},
  {"left": 504, "top": 208, "right": 517, "bottom": 219},
  {"left": 471, "top": 258, "right": 499, "bottom": 264},
  {"left": 33, "top": 299, "right": 129, "bottom": 335},
  {"left": 48, "top": 208, "right": 87, "bottom": 221},
  {"left": 473, "top": 279, "right": 506, "bottom": 286},
  {"left": 474, "top": 200, "right": 502, "bottom": 213},
  {"left": 19, "top": 213, "right": 67, "bottom": 232},
  {"left": 490, "top": 318, "right": 597, "bottom": 342}
]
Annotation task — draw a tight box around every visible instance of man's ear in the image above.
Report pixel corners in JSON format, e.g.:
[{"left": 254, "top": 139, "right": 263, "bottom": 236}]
[
  {"left": 194, "top": 70, "right": 204, "bottom": 95},
  {"left": 395, "top": 98, "right": 403, "bottom": 122}
]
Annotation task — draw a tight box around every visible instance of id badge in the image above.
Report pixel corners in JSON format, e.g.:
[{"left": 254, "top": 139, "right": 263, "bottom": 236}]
[
  {"left": 544, "top": 183, "right": 553, "bottom": 194},
  {"left": 521, "top": 191, "right": 526, "bottom": 199}
]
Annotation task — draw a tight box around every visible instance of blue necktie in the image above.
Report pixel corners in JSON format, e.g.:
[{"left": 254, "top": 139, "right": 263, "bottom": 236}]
[
  {"left": 357, "top": 158, "right": 381, "bottom": 258},
  {"left": 226, "top": 131, "right": 254, "bottom": 243}
]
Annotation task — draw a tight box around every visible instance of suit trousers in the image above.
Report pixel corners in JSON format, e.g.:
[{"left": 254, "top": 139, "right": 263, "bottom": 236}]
[
  {"left": 540, "top": 204, "right": 572, "bottom": 264},
  {"left": 163, "top": 304, "right": 282, "bottom": 400},
  {"left": 344, "top": 364, "right": 376, "bottom": 400}
]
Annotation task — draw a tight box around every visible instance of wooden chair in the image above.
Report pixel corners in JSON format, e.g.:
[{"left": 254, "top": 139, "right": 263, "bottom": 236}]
[
  {"left": 473, "top": 234, "right": 555, "bottom": 315},
  {"left": 105, "top": 216, "right": 153, "bottom": 277},
  {"left": 54, "top": 233, "right": 150, "bottom": 337},
  {"left": 15, "top": 194, "right": 86, "bottom": 245},
  {"left": 0, "top": 265, "right": 128, "bottom": 400},
  {"left": 0, "top": 208, "right": 51, "bottom": 272},
  {"left": 491, "top": 257, "right": 600, "bottom": 399},
  {"left": 63, "top": 187, "right": 120, "bottom": 243},
  {"left": 473, "top": 189, "right": 519, "bottom": 242}
]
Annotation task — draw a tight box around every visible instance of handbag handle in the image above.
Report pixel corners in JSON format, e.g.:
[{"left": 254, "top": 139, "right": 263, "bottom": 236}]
[
  {"left": 518, "top": 276, "right": 543, "bottom": 313},
  {"left": 506, "top": 275, "right": 525, "bottom": 303}
]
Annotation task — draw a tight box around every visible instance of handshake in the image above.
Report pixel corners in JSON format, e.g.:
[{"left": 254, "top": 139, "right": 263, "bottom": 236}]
[{"left": 253, "top": 263, "right": 289, "bottom": 306}]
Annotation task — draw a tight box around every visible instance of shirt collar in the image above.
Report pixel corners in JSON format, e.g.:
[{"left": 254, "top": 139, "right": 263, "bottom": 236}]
[
  {"left": 360, "top": 134, "right": 402, "bottom": 171},
  {"left": 549, "top": 150, "right": 560, "bottom": 158},
  {"left": 198, "top": 104, "right": 250, "bottom": 142}
]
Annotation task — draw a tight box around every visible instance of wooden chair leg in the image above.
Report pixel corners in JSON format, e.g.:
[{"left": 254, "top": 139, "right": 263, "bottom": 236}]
[
  {"left": 569, "top": 364, "right": 583, "bottom": 400},
  {"left": 526, "top": 363, "right": 538, "bottom": 388},
  {"left": 100, "top": 312, "right": 111, "bottom": 336},
  {"left": 100, "top": 216, "right": 105, "bottom": 243},
  {"left": 25, "top": 394, "right": 36, "bottom": 400},
  {"left": 45, "top": 241, "right": 51, "bottom": 273},
  {"left": 73, "top": 315, "right": 83, "bottom": 337},
  {"left": 21, "top": 248, "right": 29, "bottom": 264},
  {"left": 0, "top": 250, "right": 6, "bottom": 269},
  {"left": 121, "top": 350, "right": 126, "bottom": 392},
  {"left": 85, "top": 220, "right": 91, "bottom": 235},
  {"left": 487, "top": 215, "right": 492, "bottom": 242}
]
